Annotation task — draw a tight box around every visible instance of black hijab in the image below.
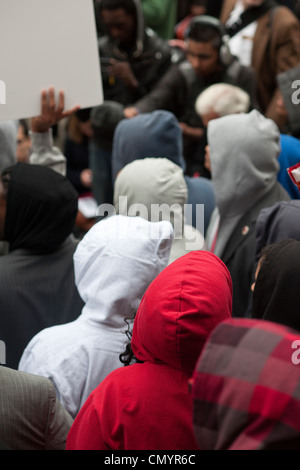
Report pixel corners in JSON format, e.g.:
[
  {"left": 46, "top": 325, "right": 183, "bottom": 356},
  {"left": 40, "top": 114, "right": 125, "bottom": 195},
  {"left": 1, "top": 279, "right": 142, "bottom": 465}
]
[
  {"left": 5, "top": 163, "right": 78, "bottom": 254},
  {"left": 252, "top": 238, "right": 300, "bottom": 332}
]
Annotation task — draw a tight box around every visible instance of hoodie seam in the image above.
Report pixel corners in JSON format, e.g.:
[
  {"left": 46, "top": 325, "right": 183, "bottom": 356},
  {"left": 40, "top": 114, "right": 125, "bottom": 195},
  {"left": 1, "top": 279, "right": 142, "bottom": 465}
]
[{"left": 176, "top": 256, "right": 190, "bottom": 372}]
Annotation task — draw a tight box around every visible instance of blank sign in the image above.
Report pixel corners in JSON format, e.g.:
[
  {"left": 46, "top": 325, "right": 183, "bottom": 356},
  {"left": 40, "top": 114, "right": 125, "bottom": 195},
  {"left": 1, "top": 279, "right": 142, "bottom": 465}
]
[{"left": 0, "top": 0, "right": 103, "bottom": 120}]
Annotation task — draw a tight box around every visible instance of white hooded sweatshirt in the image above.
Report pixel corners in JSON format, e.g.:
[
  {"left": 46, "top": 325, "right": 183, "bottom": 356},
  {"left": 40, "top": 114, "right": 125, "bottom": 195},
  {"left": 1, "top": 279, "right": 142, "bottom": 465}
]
[{"left": 18, "top": 215, "right": 173, "bottom": 418}]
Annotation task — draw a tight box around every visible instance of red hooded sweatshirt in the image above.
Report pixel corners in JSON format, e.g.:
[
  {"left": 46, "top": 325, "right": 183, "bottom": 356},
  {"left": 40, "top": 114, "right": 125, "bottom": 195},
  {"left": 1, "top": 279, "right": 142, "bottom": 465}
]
[{"left": 66, "top": 251, "right": 232, "bottom": 450}]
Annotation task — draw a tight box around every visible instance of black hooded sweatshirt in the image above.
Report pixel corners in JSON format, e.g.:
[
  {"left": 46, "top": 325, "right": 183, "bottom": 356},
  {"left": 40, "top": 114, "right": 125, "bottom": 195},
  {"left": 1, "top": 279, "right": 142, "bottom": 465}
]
[
  {"left": 97, "top": 0, "right": 173, "bottom": 105},
  {"left": 252, "top": 238, "right": 300, "bottom": 332},
  {"left": 0, "top": 163, "right": 84, "bottom": 369}
]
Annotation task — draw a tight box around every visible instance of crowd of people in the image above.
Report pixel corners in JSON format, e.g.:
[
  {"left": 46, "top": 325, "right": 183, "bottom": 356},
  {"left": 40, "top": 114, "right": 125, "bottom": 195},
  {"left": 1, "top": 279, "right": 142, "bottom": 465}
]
[{"left": 1, "top": 0, "right": 300, "bottom": 451}]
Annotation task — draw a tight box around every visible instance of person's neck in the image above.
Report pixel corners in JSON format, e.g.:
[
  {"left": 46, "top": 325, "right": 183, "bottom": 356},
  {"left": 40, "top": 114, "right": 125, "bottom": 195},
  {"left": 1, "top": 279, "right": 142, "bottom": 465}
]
[
  {"left": 119, "top": 42, "right": 135, "bottom": 53},
  {"left": 117, "top": 35, "right": 136, "bottom": 54},
  {"left": 204, "top": 67, "right": 224, "bottom": 85}
]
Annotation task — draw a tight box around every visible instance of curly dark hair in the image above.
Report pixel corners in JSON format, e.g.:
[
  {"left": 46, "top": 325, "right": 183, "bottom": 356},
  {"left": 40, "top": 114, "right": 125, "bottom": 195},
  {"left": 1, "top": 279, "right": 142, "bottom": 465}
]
[{"left": 119, "top": 314, "right": 143, "bottom": 367}]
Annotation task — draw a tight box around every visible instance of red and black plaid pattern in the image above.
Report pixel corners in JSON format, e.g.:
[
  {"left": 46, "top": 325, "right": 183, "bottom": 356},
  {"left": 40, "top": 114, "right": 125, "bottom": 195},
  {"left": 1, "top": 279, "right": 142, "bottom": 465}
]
[{"left": 192, "top": 318, "right": 300, "bottom": 450}]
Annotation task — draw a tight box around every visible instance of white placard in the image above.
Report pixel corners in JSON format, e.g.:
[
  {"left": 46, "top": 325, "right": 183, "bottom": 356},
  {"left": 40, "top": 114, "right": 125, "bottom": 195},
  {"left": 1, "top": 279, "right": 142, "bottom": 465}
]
[{"left": 0, "top": 0, "right": 103, "bottom": 121}]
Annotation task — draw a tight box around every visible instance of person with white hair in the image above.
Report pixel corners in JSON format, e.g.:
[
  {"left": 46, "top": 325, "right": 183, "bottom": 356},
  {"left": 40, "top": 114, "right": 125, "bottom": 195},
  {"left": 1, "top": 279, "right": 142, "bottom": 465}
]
[
  {"left": 196, "top": 83, "right": 300, "bottom": 201},
  {"left": 195, "top": 82, "right": 251, "bottom": 126},
  {"left": 195, "top": 83, "right": 251, "bottom": 175}
]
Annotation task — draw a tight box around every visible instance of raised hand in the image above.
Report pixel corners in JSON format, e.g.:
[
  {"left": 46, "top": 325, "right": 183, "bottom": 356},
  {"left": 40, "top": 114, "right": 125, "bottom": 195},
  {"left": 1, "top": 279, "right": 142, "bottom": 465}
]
[{"left": 31, "top": 87, "right": 80, "bottom": 133}]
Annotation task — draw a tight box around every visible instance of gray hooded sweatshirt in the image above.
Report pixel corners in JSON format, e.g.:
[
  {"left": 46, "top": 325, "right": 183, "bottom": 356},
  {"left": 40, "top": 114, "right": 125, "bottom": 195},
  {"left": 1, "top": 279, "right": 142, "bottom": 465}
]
[
  {"left": 114, "top": 158, "right": 206, "bottom": 264},
  {"left": 205, "top": 110, "right": 290, "bottom": 317},
  {"left": 206, "top": 110, "right": 290, "bottom": 258}
]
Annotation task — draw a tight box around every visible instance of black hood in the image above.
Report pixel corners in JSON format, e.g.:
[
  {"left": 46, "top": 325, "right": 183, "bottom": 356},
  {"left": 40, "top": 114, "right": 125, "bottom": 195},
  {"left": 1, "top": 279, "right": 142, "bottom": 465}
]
[
  {"left": 97, "top": 0, "right": 145, "bottom": 57},
  {"left": 252, "top": 238, "right": 300, "bottom": 332},
  {"left": 5, "top": 163, "right": 78, "bottom": 254}
]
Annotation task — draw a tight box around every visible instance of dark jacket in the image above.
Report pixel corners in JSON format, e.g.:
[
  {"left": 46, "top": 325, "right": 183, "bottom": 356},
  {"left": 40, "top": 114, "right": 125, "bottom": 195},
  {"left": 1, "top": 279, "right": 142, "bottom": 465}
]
[
  {"left": 64, "top": 136, "right": 90, "bottom": 195},
  {"left": 221, "top": 184, "right": 290, "bottom": 318},
  {"left": 206, "top": 110, "right": 290, "bottom": 318},
  {"left": 134, "top": 58, "right": 258, "bottom": 174},
  {"left": 255, "top": 200, "right": 300, "bottom": 263},
  {"left": 0, "top": 163, "right": 84, "bottom": 369},
  {"left": 252, "top": 239, "right": 300, "bottom": 332},
  {"left": 97, "top": 0, "right": 173, "bottom": 106},
  {"left": 135, "top": 59, "right": 257, "bottom": 122},
  {"left": 244, "top": 199, "right": 300, "bottom": 318}
]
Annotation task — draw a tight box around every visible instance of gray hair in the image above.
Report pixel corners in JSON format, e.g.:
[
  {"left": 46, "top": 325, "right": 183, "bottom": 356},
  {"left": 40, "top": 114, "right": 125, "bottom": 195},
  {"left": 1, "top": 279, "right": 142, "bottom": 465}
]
[{"left": 195, "top": 83, "right": 250, "bottom": 118}]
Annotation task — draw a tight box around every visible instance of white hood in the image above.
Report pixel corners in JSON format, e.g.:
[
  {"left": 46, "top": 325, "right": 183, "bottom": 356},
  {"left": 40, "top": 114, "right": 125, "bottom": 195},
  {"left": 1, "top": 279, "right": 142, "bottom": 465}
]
[
  {"left": 74, "top": 214, "right": 174, "bottom": 328},
  {"left": 19, "top": 214, "right": 174, "bottom": 419}
]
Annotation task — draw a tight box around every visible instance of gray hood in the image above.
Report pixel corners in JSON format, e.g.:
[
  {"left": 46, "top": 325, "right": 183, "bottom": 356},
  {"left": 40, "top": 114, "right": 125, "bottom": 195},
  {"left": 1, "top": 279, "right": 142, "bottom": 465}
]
[
  {"left": 114, "top": 158, "right": 188, "bottom": 237},
  {"left": 114, "top": 158, "right": 205, "bottom": 263},
  {"left": 112, "top": 110, "right": 186, "bottom": 182},
  {"left": 207, "top": 110, "right": 281, "bottom": 257},
  {"left": 208, "top": 110, "right": 280, "bottom": 219},
  {"left": 0, "top": 121, "right": 17, "bottom": 173}
]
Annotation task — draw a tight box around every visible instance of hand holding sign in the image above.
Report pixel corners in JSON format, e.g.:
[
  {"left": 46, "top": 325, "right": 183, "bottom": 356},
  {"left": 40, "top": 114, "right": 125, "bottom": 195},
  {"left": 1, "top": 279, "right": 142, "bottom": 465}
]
[
  {"left": 107, "top": 60, "right": 139, "bottom": 89},
  {"left": 31, "top": 87, "right": 80, "bottom": 133},
  {"left": 0, "top": 0, "right": 103, "bottom": 122}
]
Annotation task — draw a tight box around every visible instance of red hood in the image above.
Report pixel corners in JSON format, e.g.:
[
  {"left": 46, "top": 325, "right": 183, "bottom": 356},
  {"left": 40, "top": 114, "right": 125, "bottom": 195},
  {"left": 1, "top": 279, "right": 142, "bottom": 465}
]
[{"left": 132, "top": 251, "right": 233, "bottom": 376}]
